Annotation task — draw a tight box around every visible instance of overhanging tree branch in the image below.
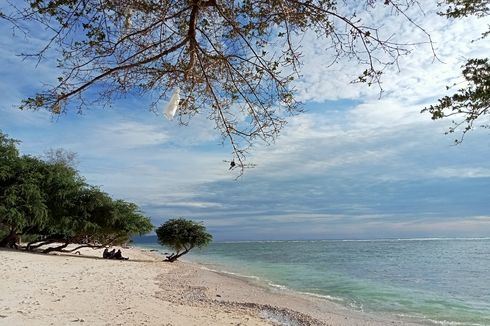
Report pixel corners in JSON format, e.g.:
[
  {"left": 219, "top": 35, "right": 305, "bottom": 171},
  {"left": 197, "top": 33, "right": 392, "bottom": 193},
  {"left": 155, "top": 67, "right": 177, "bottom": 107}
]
[{"left": 1, "top": 0, "right": 442, "bottom": 172}]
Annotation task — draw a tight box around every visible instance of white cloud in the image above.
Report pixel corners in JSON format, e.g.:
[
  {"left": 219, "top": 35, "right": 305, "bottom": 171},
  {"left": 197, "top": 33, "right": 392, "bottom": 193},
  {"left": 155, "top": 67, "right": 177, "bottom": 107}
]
[
  {"left": 431, "top": 167, "right": 490, "bottom": 179},
  {"left": 293, "top": 2, "right": 490, "bottom": 104},
  {"left": 150, "top": 201, "right": 224, "bottom": 209},
  {"left": 247, "top": 110, "right": 419, "bottom": 179},
  {"left": 472, "top": 216, "right": 490, "bottom": 221},
  {"left": 347, "top": 100, "right": 430, "bottom": 129},
  {"left": 93, "top": 120, "right": 171, "bottom": 149}
]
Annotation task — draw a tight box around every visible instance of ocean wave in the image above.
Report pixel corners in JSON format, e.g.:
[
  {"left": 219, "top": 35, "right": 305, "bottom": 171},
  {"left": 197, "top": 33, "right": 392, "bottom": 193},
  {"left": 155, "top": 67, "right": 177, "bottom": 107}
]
[
  {"left": 215, "top": 237, "right": 490, "bottom": 244},
  {"left": 267, "top": 282, "right": 288, "bottom": 290},
  {"left": 425, "top": 320, "right": 487, "bottom": 326},
  {"left": 339, "top": 237, "right": 490, "bottom": 242},
  {"left": 199, "top": 265, "right": 261, "bottom": 281},
  {"left": 395, "top": 314, "right": 488, "bottom": 326},
  {"left": 300, "top": 291, "right": 344, "bottom": 302},
  {"left": 217, "top": 240, "right": 288, "bottom": 244},
  {"left": 199, "top": 265, "right": 346, "bottom": 304}
]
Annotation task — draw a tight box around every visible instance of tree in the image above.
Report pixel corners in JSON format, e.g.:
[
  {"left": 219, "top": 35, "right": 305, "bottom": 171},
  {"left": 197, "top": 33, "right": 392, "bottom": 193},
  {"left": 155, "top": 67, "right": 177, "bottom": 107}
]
[
  {"left": 1, "top": 0, "right": 436, "bottom": 171},
  {"left": 26, "top": 186, "right": 154, "bottom": 253},
  {"left": 43, "top": 148, "right": 79, "bottom": 168},
  {"left": 156, "top": 218, "right": 212, "bottom": 262},
  {"left": 423, "top": 0, "right": 490, "bottom": 142},
  {"left": 0, "top": 136, "right": 49, "bottom": 247},
  {"left": 0, "top": 130, "right": 154, "bottom": 251}
]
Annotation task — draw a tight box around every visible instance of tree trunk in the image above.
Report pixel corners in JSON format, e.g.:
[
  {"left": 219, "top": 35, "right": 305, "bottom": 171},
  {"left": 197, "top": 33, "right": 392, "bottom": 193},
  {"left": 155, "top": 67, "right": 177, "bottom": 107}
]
[
  {"left": 42, "top": 242, "right": 69, "bottom": 254},
  {"left": 165, "top": 249, "right": 190, "bottom": 262},
  {"left": 27, "top": 239, "right": 58, "bottom": 251},
  {"left": 0, "top": 229, "right": 18, "bottom": 248},
  {"left": 63, "top": 244, "right": 104, "bottom": 252}
]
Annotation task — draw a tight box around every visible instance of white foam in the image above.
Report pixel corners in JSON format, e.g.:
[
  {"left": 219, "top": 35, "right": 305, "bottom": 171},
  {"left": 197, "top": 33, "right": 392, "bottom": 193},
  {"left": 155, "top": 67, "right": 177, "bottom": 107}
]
[
  {"left": 199, "top": 265, "right": 261, "bottom": 281},
  {"left": 199, "top": 265, "right": 345, "bottom": 304},
  {"left": 424, "top": 319, "right": 485, "bottom": 326},
  {"left": 395, "top": 314, "right": 487, "bottom": 326},
  {"left": 267, "top": 282, "right": 288, "bottom": 290},
  {"left": 301, "top": 291, "right": 344, "bottom": 302},
  {"left": 339, "top": 237, "right": 490, "bottom": 242}
]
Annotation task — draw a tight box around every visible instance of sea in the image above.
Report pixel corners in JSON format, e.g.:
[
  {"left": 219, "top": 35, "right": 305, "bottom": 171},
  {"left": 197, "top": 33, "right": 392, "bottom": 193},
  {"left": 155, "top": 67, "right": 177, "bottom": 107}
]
[{"left": 134, "top": 237, "right": 490, "bottom": 326}]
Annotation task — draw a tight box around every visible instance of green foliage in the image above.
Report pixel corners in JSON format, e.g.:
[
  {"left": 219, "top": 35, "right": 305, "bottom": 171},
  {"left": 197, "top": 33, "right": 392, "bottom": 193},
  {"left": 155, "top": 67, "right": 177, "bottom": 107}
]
[
  {"left": 439, "top": 0, "right": 490, "bottom": 18},
  {"left": 0, "top": 140, "right": 49, "bottom": 234},
  {"left": 439, "top": 1, "right": 490, "bottom": 39},
  {"left": 423, "top": 58, "right": 490, "bottom": 142},
  {"left": 0, "top": 132, "right": 20, "bottom": 181},
  {"left": 0, "top": 130, "right": 154, "bottom": 249},
  {"left": 37, "top": 186, "right": 153, "bottom": 245},
  {"left": 426, "top": 1, "right": 490, "bottom": 141},
  {"left": 156, "top": 218, "right": 212, "bottom": 261}
]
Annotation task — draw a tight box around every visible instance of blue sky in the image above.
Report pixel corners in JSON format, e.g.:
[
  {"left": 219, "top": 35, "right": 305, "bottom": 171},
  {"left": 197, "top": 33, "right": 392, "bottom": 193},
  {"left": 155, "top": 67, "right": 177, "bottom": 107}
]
[{"left": 1, "top": 2, "right": 489, "bottom": 241}]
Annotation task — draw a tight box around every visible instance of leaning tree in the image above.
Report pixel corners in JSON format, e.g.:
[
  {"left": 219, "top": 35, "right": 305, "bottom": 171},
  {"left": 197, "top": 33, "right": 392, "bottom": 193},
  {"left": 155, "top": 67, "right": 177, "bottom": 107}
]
[
  {"left": 1, "top": 0, "right": 445, "bottom": 171},
  {"left": 156, "top": 218, "right": 212, "bottom": 262}
]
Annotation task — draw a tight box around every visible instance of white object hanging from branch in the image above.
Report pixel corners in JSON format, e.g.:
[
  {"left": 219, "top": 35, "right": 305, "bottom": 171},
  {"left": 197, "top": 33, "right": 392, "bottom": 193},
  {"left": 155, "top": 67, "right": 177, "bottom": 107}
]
[
  {"left": 164, "top": 88, "right": 180, "bottom": 120},
  {"left": 123, "top": 7, "right": 132, "bottom": 31}
]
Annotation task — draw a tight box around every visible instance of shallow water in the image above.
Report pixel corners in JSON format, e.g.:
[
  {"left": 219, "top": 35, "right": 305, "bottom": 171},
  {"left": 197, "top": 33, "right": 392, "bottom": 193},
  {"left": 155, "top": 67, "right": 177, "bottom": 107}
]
[{"left": 136, "top": 238, "right": 490, "bottom": 326}]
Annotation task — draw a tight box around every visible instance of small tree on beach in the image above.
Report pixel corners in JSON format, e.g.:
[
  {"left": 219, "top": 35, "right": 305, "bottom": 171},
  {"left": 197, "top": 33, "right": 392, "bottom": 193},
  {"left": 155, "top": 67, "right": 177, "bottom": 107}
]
[{"left": 156, "top": 218, "right": 212, "bottom": 262}]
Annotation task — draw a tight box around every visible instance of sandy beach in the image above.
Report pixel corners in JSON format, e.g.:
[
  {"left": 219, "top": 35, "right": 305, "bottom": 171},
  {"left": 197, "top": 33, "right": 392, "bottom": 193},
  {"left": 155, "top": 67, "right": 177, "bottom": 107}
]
[{"left": 0, "top": 246, "right": 423, "bottom": 326}]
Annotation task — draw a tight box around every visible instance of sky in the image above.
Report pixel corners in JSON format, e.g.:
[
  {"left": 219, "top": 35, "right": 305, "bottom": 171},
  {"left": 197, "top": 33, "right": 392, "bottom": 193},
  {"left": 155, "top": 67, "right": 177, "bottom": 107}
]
[{"left": 1, "top": 2, "right": 489, "bottom": 241}]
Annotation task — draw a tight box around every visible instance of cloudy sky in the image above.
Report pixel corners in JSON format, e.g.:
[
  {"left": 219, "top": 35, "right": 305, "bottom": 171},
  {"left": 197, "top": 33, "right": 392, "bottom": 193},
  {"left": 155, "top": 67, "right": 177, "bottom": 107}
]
[{"left": 1, "top": 2, "right": 489, "bottom": 241}]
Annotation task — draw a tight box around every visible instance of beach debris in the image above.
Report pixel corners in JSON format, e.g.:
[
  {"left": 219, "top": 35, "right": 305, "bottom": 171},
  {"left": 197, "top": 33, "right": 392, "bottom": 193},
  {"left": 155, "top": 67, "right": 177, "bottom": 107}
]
[{"left": 163, "top": 88, "right": 180, "bottom": 120}]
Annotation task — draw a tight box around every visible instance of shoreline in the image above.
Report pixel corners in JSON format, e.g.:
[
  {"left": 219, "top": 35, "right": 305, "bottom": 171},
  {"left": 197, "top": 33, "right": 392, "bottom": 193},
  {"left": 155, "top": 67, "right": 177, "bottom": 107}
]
[
  {"left": 169, "top": 256, "right": 426, "bottom": 326},
  {"left": 1, "top": 246, "right": 424, "bottom": 325},
  {"left": 140, "top": 246, "right": 428, "bottom": 326}
]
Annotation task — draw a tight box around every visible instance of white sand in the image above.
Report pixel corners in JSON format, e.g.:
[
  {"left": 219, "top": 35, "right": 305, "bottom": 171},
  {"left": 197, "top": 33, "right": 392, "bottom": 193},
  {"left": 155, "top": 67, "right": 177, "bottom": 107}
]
[{"left": 0, "top": 247, "right": 423, "bottom": 326}]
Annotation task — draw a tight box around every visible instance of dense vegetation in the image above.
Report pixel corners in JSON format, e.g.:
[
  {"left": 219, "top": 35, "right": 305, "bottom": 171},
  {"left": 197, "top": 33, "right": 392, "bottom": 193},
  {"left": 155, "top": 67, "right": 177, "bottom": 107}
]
[
  {"left": 156, "top": 218, "right": 212, "bottom": 262},
  {"left": 0, "top": 131, "right": 153, "bottom": 253}
]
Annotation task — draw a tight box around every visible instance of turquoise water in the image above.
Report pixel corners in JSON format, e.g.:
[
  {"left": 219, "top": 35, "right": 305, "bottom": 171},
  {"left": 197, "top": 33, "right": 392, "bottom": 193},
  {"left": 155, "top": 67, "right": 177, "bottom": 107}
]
[{"left": 136, "top": 238, "right": 490, "bottom": 325}]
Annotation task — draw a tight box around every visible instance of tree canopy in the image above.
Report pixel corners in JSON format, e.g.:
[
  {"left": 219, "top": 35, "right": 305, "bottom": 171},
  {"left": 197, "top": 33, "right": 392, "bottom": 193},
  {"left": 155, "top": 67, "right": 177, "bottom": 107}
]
[
  {"left": 1, "top": 1, "right": 488, "bottom": 169},
  {"left": 156, "top": 218, "right": 212, "bottom": 262},
  {"left": 1, "top": 0, "right": 442, "bottom": 170},
  {"left": 0, "top": 131, "right": 153, "bottom": 252}
]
